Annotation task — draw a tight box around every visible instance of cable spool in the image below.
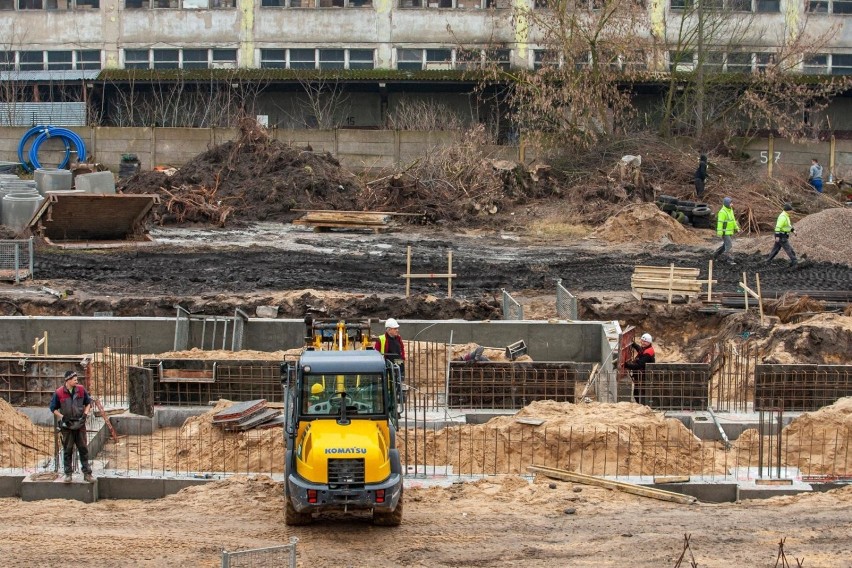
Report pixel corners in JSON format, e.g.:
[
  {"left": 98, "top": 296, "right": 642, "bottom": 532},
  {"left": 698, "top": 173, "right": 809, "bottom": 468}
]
[{"left": 17, "top": 126, "right": 87, "bottom": 172}]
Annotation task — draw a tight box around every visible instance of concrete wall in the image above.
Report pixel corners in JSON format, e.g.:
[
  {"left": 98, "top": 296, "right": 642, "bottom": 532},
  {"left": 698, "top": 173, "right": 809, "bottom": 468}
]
[
  {"left": 0, "top": 126, "right": 520, "bottom": 172},
  {"left": 0, "top": 316, "right": 608, "bottom": 362}
]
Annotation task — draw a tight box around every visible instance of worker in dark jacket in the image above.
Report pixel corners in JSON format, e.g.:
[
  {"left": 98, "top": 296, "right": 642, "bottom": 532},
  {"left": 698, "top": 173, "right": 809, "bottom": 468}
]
[
  {"left": 694, "top": 154, "right": 708, "bottom": 198},
  {"left": 625, "top": 333, "right": 656, "bottom": 407},
  {"left": 49, "top": 370, "right": 95, "bottom": 483},
  {"left": 375, "top": 318, "right": 406, "bottom": 402}
]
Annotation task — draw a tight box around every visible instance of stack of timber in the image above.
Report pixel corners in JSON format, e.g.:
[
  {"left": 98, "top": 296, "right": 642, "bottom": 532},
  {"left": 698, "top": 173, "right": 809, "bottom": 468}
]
[
  {"left": 631, "top": 265, "right": 703, "bottom": 303},
  {"left": 293, "top": 210, "right": 393, "bottom": 233},
  {"left": 212, "top": 399, "right": 281, "bottom": 431}
]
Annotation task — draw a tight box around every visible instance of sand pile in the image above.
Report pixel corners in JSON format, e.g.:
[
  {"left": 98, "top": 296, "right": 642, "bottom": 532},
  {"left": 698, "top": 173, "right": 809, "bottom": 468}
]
[
  {"left": 0, "top": 397, "right": 53, "bottom": 467},
  {"left": 757, "top": 313, "right": 852, "bottom": 364},
  {"left": 161, "top": 400, "right": 284, "bottom": 473},
  {"left": 402, "top": 400, "right": 720, "bottom": 476},
  {"left": 733, "top": 397, "right": 852, "bottom": 475},
  {"left": 588, "top": 203, "right": 704, "bottom": 245}
]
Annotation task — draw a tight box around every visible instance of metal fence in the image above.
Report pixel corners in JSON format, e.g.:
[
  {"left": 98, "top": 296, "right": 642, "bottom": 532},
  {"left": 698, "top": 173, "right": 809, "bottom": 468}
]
[
  {"left": 2, "top": 412, "right": 850, "bottom": 482},
  {"left": 556, "top": 278, "right": 578, "bottom": 320},
  {"left": 0, "top": 238, "right": 34, "bottom": 283},
  {"left": 174, "top": 306, "right": 249, "bottom": 351},
  {"left": 222, "top": 538, "right": 298, "bottom": 568},
  {"left": 501, "top": 289, "right": 523, "bottom": 320}
]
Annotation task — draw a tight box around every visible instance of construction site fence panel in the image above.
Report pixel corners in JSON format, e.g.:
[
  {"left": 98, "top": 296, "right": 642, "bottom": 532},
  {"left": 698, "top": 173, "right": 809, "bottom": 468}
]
[
  {"left": 222, "top": 538, "right": 299, "bottom": 568},
  {"left": 0, "top": 238, "right": 34, "bottom": 283},
  {"left": 555, "top": 279, "right": 578, "bottom": 320},
  {"left": 501, "top": 289, "right": 523, "bottom": 321}
]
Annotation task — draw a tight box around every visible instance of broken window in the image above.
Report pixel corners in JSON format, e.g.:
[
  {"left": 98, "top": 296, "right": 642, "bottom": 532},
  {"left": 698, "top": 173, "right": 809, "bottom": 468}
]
[{"left": 212, "top": 49, "right": 237, "bottom": 69}]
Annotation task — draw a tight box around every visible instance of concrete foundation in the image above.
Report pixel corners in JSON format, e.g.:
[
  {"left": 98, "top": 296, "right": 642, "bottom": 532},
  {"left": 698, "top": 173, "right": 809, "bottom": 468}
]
[{"left": 21, "top": 473, "right": 98, "bottom": 503}]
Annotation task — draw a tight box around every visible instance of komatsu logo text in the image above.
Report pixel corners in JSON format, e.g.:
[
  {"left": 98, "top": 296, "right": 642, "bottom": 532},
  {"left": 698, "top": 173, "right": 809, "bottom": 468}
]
[{"left": 325, "top": 447, "right": 367, "bottom": 455}]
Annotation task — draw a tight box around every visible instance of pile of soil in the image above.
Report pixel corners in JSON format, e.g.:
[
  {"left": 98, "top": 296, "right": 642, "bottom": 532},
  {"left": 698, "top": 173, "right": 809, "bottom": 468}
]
[
  {"left": 587, "top": 203, "right": 705, "bottom": 245},
  {"left": 402, "top": 400, "right": 719, "bottom": 476},
  {"left": 732, "top": 397, "right": 852, "bottom": 475},
  {"left": 0, "top": 398, "right": 53, "bottom": 467},
  {"left": 166, "top": 400, "right": 284, "bottom": 473},
  {"left": 119, "top": 119, "right": 363, "bottom": 226},
  {"left": 757, "top": 314, "right": 852, "bottom": 364}
]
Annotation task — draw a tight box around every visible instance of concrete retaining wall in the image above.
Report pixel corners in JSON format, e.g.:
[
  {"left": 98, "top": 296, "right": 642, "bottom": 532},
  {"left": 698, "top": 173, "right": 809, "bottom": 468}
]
[{"left": 0, "top": 316, "right": 609, "bottom": 362}]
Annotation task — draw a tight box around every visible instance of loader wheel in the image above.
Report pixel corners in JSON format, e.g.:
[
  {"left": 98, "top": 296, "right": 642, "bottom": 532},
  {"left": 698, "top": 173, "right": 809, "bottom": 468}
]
[
  {"left": 372, "top": 494, "right": 403, "bottom": 527},
  {"left": 285, "top": 497, "right": 313, "bottom": 526}
]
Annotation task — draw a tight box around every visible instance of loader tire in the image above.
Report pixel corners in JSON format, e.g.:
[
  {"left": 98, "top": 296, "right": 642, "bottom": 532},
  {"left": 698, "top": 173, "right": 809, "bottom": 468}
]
[
  {"left": 691, "top": 205, "right": 712, "bottom": 217},
  {"left": 657, "top": 195, "right": 677, "bottom": 204},
  {"left": 285, "top": 497, "right": 313, "bottom": 526},
  {"left": 373, "top": 493, "right": 403, "bottom": 527}
]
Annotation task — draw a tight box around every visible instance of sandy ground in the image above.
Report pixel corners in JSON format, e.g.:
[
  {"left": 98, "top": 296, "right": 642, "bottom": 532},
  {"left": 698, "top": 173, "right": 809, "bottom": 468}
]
[{"left": 0, "top": 476, "right": 850, "bottom": 568}]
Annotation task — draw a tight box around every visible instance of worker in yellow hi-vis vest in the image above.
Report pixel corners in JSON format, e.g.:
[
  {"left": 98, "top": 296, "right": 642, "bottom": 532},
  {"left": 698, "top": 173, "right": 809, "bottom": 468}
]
[{"left": 712, "top": 196, "right": 741, "bottom": 266}]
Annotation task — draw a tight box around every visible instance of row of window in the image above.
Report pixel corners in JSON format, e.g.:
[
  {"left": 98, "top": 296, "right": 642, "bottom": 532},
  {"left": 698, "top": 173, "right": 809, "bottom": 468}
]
[
  {"left": 8, "top": 0, "right": 851, "bottom": 9},
  {"left": 3, "top": 47, "right": 852, "bottom": 75},
  {"left": 0, "top": 50, "right": 101, "bottom": 71}
]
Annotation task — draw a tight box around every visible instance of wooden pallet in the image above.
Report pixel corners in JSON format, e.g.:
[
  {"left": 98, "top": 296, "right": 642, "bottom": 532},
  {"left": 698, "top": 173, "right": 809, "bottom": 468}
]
[
  {"left": 293, "top": 211, "right": 392, "bottom": 233},
  {"left": 631, "top": 264, "right": 706, "bottom": 303}
]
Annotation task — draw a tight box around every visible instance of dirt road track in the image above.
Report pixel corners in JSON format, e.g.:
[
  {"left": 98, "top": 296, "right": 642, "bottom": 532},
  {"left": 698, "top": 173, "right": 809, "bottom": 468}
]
[{"left": 0, "top": 477, "right": 849, "bottom": 567}]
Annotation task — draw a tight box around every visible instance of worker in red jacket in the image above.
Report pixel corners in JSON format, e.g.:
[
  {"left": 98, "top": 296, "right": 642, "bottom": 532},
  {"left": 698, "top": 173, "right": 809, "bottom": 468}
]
[
  {"left": 49, "top": 370, "right": 95, "bottom": 483},
  {"left": 375, "top": 318, "right": 406, "bottom": 402},
  {"left": 625, "top": 333, "right": 656, "bottom": 407}
]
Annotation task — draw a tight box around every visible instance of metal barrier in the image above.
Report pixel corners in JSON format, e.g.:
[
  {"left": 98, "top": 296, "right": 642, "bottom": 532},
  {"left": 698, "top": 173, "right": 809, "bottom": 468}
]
[
  {"left": 755, "top": 364, "right": 852, "bottom": 411},
  {"left": 146, "top": 358, "right": 283, "bottom": 406},
  {"left": 556, "top": 278, "right": 578, "bottom": 320},
  {"left": 501, "top": 289, "right": 523, "bottom": 320},
  {"left": 222, "top": 538, "right": 298, "bottom": 568},
  {"left": 0, "top": 238, "right": 33, "bottom": 283},
  {"left": 447, "top": 362, "right": 592, "bottom": 409},
  {"left": 174, "top": 306, "right": 249, "bottom": 351}
]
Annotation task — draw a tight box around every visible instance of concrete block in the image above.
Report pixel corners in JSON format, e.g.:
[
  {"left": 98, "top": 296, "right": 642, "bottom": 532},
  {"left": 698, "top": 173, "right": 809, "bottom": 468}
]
[
  {"left": 0, "top": 475, "right": 24, "bottom": 497},
  {"left": 111, "top": 413, "right": 156, "bottom": 435},
  {"left": 256, "top": 305, "right": 279, "bottom": 318},
  {"left": 74, "top": 171, "right": 116, "bottom": 194},
  {"left": 154, "top": 406, "right": 209, "bottom": 428},
  {"left": 651, "top": 482, "right": 739, "bottom": 503},
  {"left": 21, "top": 473, "right": 98, "bottom": 503},
  {"left": 738, "top": 487, "right": 806, "bottom": 500},
  {"left": 97, "top": 477, "right": 164, "bottom": 500}
]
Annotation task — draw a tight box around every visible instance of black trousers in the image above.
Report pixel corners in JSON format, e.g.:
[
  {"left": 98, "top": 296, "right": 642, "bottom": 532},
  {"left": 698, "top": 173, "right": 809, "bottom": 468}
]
[
  {"left": 61, "top": 428, "right": 91, "bottom": 474},
  {"left": 694, "top": 178, "right": 705, "bottom": 198},
  {"left": 767, "top": 234, "right": 796, "bottom": 263}
]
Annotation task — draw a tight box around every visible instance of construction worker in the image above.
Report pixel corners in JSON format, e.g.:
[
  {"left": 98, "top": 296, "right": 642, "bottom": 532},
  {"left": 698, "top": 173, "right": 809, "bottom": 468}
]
[
  {"left": 375, "top": 318, "right": 405, "bottom": 370},
  {"left": 694, "top": 154, "right": 708, "bottom": 198},
  {"left": 712, "top": 196, "right": 740, "bottom": 265},
  {"left": 808, "top": 158, "right": 823, "bottom": 193},
  {"left": 765, "top": 203, "right": 798, "bottom": 267},
  {"left": 624, "top": 333, "right": 656, "bottom": 407},
  {"left": 49, "top": 370, "right": 95, "bottom": 483}
]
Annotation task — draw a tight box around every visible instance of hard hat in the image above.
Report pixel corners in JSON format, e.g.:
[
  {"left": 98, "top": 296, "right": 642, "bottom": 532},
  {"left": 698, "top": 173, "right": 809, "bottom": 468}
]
[
  {"left": 640, "top": 333, "right": 653, "bottom": 343},
  {"left": 385, "top": 318, "right": 399, "bottom": 329},
  {"left": 310, "top": 383, "right": 324, "bottom": 395}
]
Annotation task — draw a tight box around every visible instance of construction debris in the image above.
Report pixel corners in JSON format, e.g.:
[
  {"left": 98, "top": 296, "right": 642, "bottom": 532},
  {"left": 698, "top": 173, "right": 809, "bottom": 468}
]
[{"left": 211, "top": 399, "right": 281, "bottom": 431}]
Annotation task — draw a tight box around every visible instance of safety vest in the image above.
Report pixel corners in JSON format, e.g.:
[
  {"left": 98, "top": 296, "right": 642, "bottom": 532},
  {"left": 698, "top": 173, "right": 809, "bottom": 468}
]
[
  {"left": 775, "top": 210, "right": 793, "bottom": 234},
  {"left": 716, "top": 206, "right": 739, "bottom": 236}
]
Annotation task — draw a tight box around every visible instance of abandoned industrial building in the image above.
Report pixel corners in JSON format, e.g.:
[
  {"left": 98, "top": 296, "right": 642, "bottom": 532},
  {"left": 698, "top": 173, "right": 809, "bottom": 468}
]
[{"left": 0, "top": 1, "right": 851, "bottom": 131}]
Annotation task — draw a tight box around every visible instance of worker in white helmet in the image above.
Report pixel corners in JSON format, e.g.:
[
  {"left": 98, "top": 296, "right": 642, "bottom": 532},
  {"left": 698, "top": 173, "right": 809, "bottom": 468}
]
[
  {"left": 624, "top": 333, "right": 656, "bottom": 407},
  {"left": 375, "top": 318, "right": 406, "bottom": 398}
]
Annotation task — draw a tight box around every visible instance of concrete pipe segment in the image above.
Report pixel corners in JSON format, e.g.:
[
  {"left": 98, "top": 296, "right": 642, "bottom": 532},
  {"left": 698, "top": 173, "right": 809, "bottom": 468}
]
[
  {"left": 1, "top": 192, "right": 44, "bottom": 231},
  {"left": 34, "top": 168, "right": 73, "bottom": 195}
]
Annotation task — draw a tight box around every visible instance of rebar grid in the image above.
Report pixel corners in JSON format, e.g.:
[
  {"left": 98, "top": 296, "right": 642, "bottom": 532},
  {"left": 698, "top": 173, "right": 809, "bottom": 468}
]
[
  {"left": 755, "top": 366, "right": 852, "bottom": 412},
  {"left": 89, "top": 336, "right": 142, "bottom": 407},
  {"left": 447, "top": 362, "right": 592, "bottom": 409},
  {"left": 147, "top": 361, "right": 282, "bottom": 406},
  {"left": 1, "top": 416, "right": 849, "bottom": 480}
]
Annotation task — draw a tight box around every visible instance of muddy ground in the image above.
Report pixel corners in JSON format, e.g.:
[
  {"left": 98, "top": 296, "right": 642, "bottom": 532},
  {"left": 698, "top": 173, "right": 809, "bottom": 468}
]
[{"left": 2, "top": 223, "right": 851, "bottom": 323}]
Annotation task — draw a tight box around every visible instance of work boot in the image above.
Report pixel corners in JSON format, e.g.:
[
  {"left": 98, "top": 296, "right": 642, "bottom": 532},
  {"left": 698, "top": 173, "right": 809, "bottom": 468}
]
[
  {"left": 83, "top": 473, "right": 95, "bottom": 483},
  {"left": 63, "top": 474, "right": 72, "bottom": 483}
]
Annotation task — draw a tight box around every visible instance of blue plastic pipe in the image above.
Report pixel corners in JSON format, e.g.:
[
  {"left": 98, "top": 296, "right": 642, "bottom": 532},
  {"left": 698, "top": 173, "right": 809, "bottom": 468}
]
[{"left": 17, "top": 125, "right": 87, "bottom": 172}]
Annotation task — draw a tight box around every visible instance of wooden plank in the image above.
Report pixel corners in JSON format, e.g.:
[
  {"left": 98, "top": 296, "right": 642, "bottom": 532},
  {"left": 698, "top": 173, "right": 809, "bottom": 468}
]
[
  {"left": 634, "top": 266, "right": 700, "bottom": 276},
  {"left": 528, "top": 465, "right": 697, "bottom": 504},
  {"left": 631, "top": 278, "right": 703, "bottom": 289},
  {"left": 299, "top": 211, "right": 390, "bottom": 224}
]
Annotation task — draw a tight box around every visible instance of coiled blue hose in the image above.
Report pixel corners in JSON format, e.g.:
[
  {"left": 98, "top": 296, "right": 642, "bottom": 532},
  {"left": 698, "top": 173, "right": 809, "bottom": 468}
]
[{"left": 17, "top": 125, "right": 87, "bottom": 172}]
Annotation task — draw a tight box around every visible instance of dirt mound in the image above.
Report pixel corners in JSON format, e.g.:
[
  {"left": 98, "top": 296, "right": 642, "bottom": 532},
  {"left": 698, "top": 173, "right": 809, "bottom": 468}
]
[
  {"left": 0, "top": 397, "right": 53, "bottom": 467},
  {"left": 588, "top": 203, "right": 704, "bottom": 245},
  {"left": 733, "top": 397, "right": 852, "bottom": 475},
  {"left": 403, "top": 400, "right": 719, "bottom": 476},
  {"left": 757, "top": 313, "right": 852, "bottom": 364},
  {"left": 119, "top": 120, "right": 363, "bottom": 226},
  {"left": 163, "top": 399, "right": 284, "bottom": 473}
]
